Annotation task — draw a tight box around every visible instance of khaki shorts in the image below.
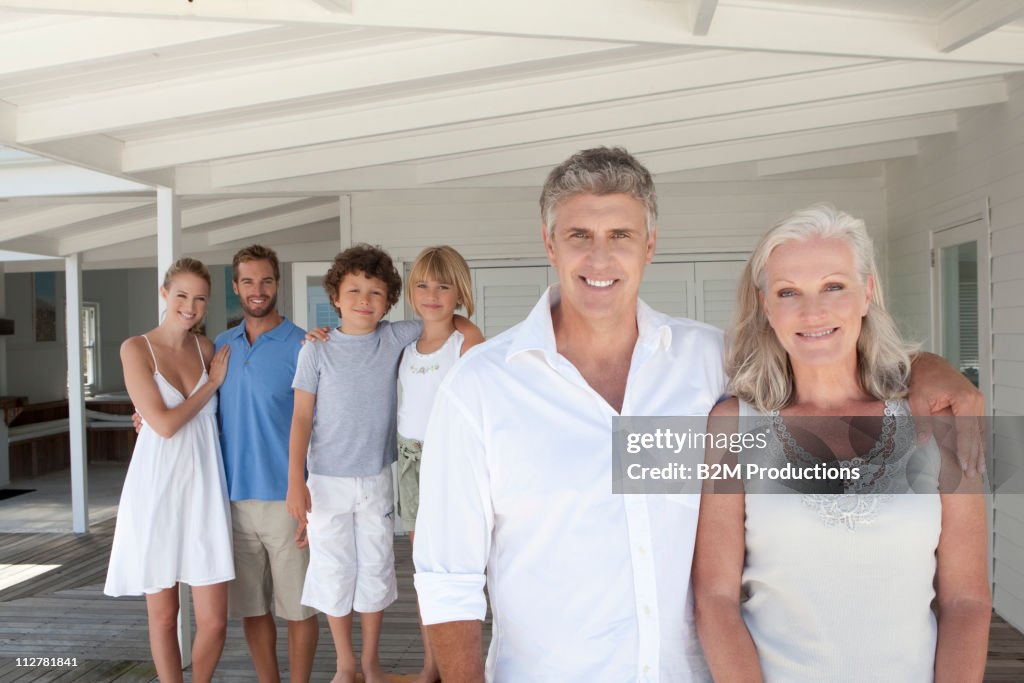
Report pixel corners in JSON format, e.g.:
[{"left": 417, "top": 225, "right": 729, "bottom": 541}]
[
  {"left": 397, "top": 434, "right": 423, "bottom": 530},
  {"left": 229, "top": 500, "right": 318, "bottom": 622}
]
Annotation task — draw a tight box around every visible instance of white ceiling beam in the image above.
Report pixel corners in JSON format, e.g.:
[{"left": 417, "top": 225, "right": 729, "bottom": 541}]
[
  {"left": 0, "top": 17, "right": 273, "bottom": 77},
  {"left": 4, "top": 0, "right": 1024, "bottom": 64},
  {"left": 640, "top": 114, "right": 958, "bottom": 175},
  {"left": 175, "top": 165, "right": 421, "bottom": 196},
  {"left": 0, "top": 201, "right": 151, "bottom": 240},
  {"left": 0, "top": 192, "right": 154, "bottom": 206},
  {"left": 54, "top": 198, "right": 303, "bottom": 254},
  {"left": 186, "top": 112, "right": 957, "bottom": 196},
  {"left": 689, "top": 0, "right": 717, "bottom": 36},
  {"left": 204, "top": 65, "right": 1013, "bottom": 187},
  {"left": 12, "top": 134, "right": 170, "bottom": 190},
  {"left": 0, "top": 235, "right": 60, "bottom": 257},
  {"left": 756, "top": 140, "right": 920, "bottom": 177},
  {"left": 412, "top": 79, "right": 1005, "bottom": 183},
  {"left": 936, "top": 0, "right": 1024, "bottom": 53},
  {"left": 0, "top": 161, "right": 145, "bottom": 198},
  {"left": 123, "top": 50, "right": 867, "bottom": 172},
  {"left": 15, "top": 35, "right": 628, "bottom": 144},
  {"left": 203, "top": 199, "right": 339, "bottom": 245}
]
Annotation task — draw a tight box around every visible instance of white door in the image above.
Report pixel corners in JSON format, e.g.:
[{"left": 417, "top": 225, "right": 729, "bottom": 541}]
[
  {"left": 291, "top": 262, "right": 337, "bottom": 331},
  {"left": 640, "top": 262, "right": 696, "bottom": 318},
  {"left": 931, "top": 220, "right": 990, "bottom": 394},
  {"left": 472, "top": 266, "right": 551, "bottom": 338},
  {"left": 930, "top": 214, "right": 997, "bottom": 608},
  {"left": 695, "top": 261, "right": 746, "bottom": 330}
]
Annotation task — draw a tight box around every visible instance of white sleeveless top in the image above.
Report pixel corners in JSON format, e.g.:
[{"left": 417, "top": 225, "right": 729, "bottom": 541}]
[
  {"left": 397, "top": 330, "right": 463, "bottom": 441},
  {"left": 738, "top": 399, "right": 942, "bottom": 682}
]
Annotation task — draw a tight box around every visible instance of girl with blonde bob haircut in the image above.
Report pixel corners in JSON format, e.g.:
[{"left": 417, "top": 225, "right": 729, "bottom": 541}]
[
  {"left": 398, "top": 245, "right": 480, "bottom": 683},
  {"left": 404, "top": 245, "right": 475, "bottom": 318},
  {"left": 693, "top": 205, "right": 990, "bottom": 683}
]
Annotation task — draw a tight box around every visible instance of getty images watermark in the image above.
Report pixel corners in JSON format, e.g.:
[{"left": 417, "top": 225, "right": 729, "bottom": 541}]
[{"left": 612, "top": 415, "right": 1021, "bottom": 495}]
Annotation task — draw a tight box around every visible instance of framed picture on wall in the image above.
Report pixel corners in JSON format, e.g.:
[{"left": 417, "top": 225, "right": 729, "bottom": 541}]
[{"left": 33, "top": 272, "right": 57, "bottom": 342}]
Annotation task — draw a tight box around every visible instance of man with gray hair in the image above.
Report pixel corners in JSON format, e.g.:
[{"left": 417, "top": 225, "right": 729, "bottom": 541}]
[
  {"left": 413, "top": 147, "right": 725, "bottom": 681},
  {"left": 412, "top": 147, "right": 982, "bottom": 682}
]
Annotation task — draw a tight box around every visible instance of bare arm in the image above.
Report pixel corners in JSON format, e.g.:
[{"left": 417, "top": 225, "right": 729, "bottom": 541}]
[
  {"left": 453, "top": 314, "right": 484, "bottom": 354},
  {"left": 693, "top": 399, "right": 765, "bottom": 683},
  {"left": 286, "top": 389, "right": 315, "bottom": 529},
  {"left": 426, "top": 620, "right": 485, "bottom": 683},
  {"left": 908, "top": 352, "right": 985, "bottom": 476},
  {"left": 933, "top": 410, "right": 991, "bottom": 683},
  {"left": 122, "top": 336, "right": 228, "bottom": 439}
]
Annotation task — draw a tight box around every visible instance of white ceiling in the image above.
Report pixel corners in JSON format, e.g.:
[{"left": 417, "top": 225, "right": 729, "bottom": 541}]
[{"left": 1, "top": 0, "right": 1024, "bottom": 267}]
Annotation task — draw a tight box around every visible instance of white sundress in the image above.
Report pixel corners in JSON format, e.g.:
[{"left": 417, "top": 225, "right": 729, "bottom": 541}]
[{"left": 104, "top": 334, "right": 234, "bottom": 596}]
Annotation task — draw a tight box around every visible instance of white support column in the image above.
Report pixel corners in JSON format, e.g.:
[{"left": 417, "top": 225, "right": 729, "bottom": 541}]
[
  {"left": 157, "top": 186, "right": 182, "bottom": 312},
  {"left": 65, "top": 253, "right": 88, "bottom": 534},
  {"left": 156, "top": 186, "right": 191, "bottom": 669},
  {"left": 339, "top": 194, "right": 352, "bottom": 248}
]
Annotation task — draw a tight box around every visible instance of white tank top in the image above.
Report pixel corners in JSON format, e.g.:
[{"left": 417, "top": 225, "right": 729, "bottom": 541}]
[
  {"left": 738, "top": 398, "right": 942, "bottom": 682},
  {"left": 397, "top": 330, "right": 464, "bottom": 441}
]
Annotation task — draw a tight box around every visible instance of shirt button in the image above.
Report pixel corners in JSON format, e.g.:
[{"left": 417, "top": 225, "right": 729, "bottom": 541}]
[
  {"left": 643, "top": 664, "right": 650, "bottom": 674},
  {"left": 637, "top": 545, "right": 646, "bottom": 555}
]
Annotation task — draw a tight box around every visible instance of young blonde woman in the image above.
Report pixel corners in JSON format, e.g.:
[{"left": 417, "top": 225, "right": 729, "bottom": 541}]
[
  {"left": 105, "top": 258, "right": 233, "bottom": 683},
  {"left": 693, "top": 206, "right": 990, "bottom": 682}
]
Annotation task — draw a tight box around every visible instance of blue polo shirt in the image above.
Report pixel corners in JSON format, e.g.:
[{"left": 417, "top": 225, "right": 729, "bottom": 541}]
[{"left": 215, "top": 317, "right": 305, "bottom": 501}]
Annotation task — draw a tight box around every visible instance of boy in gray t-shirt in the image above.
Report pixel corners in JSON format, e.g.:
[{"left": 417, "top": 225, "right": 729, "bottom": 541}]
[{"left": 286, "top": 244, "right": 479, "bottom": 683}]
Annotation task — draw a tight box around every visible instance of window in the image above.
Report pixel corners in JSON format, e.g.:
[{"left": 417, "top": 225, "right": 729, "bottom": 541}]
[{"left": 81, "top": 302, "right": 100, "bottom": 396}]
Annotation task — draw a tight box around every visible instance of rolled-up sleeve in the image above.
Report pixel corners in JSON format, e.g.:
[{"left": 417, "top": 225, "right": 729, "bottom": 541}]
[{"left": 413, "top": 381, "right": 492, "bottom": 625}]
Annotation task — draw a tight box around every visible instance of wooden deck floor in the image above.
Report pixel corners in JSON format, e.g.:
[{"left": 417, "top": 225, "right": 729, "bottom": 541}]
[
  {"left": 0, "top": 518, "right": 488, "bottom": 681},
  {"left": 1, "top": 518, "right": 1023, "bottom": 681}
]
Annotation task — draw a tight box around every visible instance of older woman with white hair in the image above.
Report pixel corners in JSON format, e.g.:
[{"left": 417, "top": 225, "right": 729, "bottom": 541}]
[{"left": 692, "top": 205, "right": 990, "bottom": 682}]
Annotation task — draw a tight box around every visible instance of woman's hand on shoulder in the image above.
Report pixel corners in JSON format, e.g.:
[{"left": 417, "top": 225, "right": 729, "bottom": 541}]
[{"left": 908, "top": 352, "right": 985, "bottom": 477}]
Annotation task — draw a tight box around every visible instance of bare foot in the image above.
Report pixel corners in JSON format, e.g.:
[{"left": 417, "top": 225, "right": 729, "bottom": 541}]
[
  {"left": 360, "top": 662, "right": 391, "bottom": 683},
  {"left": 330, "top": 667, "right": 356, "bottom": 683}
]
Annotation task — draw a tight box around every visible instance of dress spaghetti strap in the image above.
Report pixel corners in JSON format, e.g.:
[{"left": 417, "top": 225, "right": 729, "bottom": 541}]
[
  {"left": 141, "top": 334, "right": 160, "bottom": 375},
  {"left": 192, "top": 334, "right": 206, "bottom": 371}
]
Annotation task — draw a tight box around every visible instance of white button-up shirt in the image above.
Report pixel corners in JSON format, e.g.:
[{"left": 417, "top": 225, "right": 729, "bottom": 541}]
[{"left": 414, "top": 286, "right": 725, "bottom": 683}]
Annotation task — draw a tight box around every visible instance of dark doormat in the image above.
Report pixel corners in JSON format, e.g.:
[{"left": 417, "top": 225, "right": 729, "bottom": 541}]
[{"left": 0, "top": 489, "right": 35, "bottom": 501}]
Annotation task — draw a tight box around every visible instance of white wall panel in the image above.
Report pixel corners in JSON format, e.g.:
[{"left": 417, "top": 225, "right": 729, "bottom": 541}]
[{"left": 885, "top": 73, "right": 1024, "bottom": 629}]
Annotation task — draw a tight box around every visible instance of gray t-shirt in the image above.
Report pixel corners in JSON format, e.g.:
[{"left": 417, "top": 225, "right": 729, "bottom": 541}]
[{"left": 292, "top": 320, "right": 422, "bottom": 477}]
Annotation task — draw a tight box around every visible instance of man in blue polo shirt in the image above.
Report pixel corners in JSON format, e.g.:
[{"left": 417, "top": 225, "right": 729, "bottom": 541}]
[{"left": 216, "top": 245, "right": 319, "bottom": 683}]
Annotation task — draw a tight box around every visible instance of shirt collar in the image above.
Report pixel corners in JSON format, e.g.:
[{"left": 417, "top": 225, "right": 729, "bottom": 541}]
[
  {"left": 506, "top": 284, "right": 673, "bottom": 363},
  {"left": 229, "top": 316, "right": 292, "bottom": 342}
]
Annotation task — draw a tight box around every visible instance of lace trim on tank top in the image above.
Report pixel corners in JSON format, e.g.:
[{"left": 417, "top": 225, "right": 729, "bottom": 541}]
[{"left": 765, "top": 399, "right": 918, "bottom": 531}]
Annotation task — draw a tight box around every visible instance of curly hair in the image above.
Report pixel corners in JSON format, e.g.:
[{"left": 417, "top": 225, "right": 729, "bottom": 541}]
[{"left": 323, "top": 244, "right": 403, "bottom": 315}]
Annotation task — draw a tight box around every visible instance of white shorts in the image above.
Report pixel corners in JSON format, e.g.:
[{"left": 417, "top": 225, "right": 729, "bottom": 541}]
[{"left": 301, "top": 467, "right": 397, "bottom": 617}]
